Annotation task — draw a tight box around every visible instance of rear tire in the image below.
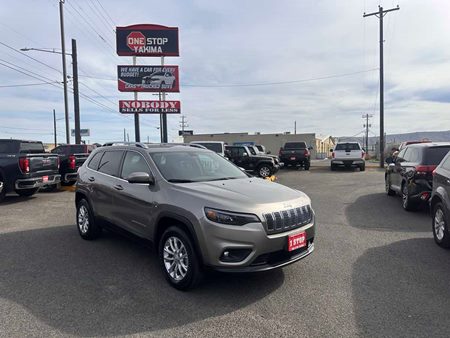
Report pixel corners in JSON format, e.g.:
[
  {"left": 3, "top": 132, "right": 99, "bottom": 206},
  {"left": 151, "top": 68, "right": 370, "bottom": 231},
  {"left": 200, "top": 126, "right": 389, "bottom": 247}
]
[
  {"left": 76, "top": 199, "right": 101, "bottom": 240},
  {"left": 0, "top": 176, "right": 6, "bottom": 202},
  {"left": 304, "top": 162, "right": 310, "bottom": 170},
  {"left": 402, "top": 183, "right": 418, "bottom": 211},
  {"left": 61, "top": 181, "right": 76, "bottom": 186},
  {"left": 159, "top": 226, "right": 203, "bottom": 290},
  {"left": 432, "top": 202, "right": 450, "bottom": 248},
  {"left": 15, "top": 188, "right": 38, "bottom": 197},
  {"left": 360, "top": 164, "right": 366, "bottom": 171},
  {"left": 331, "top": 164, "right": 336, "bottom": 171}
]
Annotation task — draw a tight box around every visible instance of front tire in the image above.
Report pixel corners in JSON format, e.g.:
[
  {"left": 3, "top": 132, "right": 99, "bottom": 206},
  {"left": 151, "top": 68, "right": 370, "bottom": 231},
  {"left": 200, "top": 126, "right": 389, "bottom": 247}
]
[
  {"left": 76, "top": 199, "right": 101, "bottom": 240},
  {"left": 432, "top": 202, "right": 450, "bottom": 248},
  {"left": 258, "top": 164, "right": 272, "bottom": 178},
  {"left": 61, "top": 181, "right": 76, "bottom": 186},
  {"left": 15, "top": 188, "right": 38, "bottom": 197},
  {"left": 304, "top": 162, "right": 310, "bottom": 170},
  {"left": 159, "top": 226, "right": 202, "bottom": 290}
]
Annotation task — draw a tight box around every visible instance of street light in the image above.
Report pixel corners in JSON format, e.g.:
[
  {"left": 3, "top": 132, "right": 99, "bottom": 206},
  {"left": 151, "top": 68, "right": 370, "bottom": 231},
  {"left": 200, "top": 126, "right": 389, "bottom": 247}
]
[{"left": 21, "top": 41, "right": 81, "bottom": 145}]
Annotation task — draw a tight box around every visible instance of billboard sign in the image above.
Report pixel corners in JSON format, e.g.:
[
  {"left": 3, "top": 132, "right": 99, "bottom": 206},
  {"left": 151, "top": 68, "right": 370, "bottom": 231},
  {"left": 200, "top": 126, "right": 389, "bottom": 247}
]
[
  {"left": 117, "top": 65, "right": 179, "bottom": 92},
  {"left": 116, "top": 24, "right": 179, "bottom": 56},
  {"left": 71, "top": 129, "right": 90, "bottom": 137},
  {"left": 119, "top": 100, "right": 181, "bottom": 114}
]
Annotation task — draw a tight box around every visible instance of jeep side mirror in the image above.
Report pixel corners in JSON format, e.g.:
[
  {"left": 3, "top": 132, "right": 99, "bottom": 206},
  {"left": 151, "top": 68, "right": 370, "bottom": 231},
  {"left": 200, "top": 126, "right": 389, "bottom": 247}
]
[
  {"left": 127, "top": 172, "right": 154, "bottom": 185},
  {"left": 267, "top": 151, "right": 271, "bottom": 154}
]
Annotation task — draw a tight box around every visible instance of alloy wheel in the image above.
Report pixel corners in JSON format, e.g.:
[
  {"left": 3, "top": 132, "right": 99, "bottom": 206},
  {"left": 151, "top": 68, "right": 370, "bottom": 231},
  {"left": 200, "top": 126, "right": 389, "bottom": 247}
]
[
  {"left": 78, "top": 205, "right": 90, "bottom": 234},
  {"left": 163, "top": 236, "right": 189, "bottom": 281},
  {"left": 434, "top": 207, "right": 446, "bottom": 241},
  {"left": 259, "top": 166, "right": 271, "bottom": 177}
]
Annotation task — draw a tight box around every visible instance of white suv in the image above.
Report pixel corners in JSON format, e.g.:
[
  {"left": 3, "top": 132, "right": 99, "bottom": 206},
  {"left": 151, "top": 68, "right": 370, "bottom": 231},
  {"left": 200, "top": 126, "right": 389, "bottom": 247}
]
[{"left": 330, "top": 142, "right": 365, "bottom": 171}]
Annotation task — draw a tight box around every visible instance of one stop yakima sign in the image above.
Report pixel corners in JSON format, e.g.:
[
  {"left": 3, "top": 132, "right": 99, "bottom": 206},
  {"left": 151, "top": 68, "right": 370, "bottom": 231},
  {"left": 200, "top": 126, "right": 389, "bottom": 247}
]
[
  {"left": 119, "top": 100, "right": 181, "bottom": 114},
  {"left": 116, "top": 24, "right": 179, "bottom": 56}
]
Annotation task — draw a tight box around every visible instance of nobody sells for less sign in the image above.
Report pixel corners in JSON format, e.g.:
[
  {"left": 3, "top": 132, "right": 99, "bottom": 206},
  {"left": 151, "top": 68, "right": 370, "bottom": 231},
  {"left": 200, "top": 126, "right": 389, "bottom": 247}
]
[{"left": 119, "top": 100, "right": 181, "bottom": 114}]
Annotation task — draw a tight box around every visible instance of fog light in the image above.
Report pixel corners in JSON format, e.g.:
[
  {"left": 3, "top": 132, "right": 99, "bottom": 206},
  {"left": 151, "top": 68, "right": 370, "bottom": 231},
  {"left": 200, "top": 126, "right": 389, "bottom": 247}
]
[{"left": 220, "top": 248, "right": 251, "bottom": 262}]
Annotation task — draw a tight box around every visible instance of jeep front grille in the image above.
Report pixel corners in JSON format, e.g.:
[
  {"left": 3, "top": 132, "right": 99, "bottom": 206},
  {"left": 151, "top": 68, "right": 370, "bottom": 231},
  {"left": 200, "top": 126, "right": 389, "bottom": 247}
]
[{"left": 263, "top": 205, "right": 312, "bottom": 234}]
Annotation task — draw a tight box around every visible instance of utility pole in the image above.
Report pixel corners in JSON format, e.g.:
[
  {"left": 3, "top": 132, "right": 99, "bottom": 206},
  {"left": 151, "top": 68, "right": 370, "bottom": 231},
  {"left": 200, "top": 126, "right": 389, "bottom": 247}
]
[
  {"left": 123, "top": 128, "right": 126, "bottom": 142},
  {"left": 294, "top": 121, "right": 297, "bottom": 135},
  {"left": 180, "top": 115, "right": 188, "bottom": 132},
  {"left": 72, "top": 39, "right": 81, "bottom": 145},
  {"left": 362, "top": 113, "right": 373, "bottom": 154},
  {"left": 132, "top": 56, "right": 140, "bottom": 142},
  {"left": 161, "top": 56, "right": 168, "bottom": 143},
  {"left": 59, "top": 0, "right": 70, "bottom": 144},
  {"left": 53, "top": 109, "right": 57, "bottom": 147},
  {"left": 364, "top": 5, "right": 399, "bottom": 168}
]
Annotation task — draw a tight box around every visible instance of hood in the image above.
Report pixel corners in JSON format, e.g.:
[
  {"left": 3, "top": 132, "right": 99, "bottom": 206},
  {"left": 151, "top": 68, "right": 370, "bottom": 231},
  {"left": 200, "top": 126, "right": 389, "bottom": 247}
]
[{"left": 168, "top": 177, "right": 310, "bottom": 212}]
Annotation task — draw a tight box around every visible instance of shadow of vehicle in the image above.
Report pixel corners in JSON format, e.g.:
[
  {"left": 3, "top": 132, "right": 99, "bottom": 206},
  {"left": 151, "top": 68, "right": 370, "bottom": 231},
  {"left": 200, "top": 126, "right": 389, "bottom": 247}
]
[
  {"left": 352, "top": 238, "right": 450, "bottom": 337},
  {"left": 0, "top": 194, "right": 38, "bottom": 206},
  {"left": 0, "top": 225, "right": 284, "bottom": 336},
  {"left": 345, "top": 193, "right": 430, "bottom": 232}
]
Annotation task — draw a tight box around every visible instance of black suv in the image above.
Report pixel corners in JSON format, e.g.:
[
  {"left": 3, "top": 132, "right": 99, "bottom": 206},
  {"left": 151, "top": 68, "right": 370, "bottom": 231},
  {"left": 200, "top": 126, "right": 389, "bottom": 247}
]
[
  {"left": 225, "top": 145, "right": 279, "bottom": 177},
  {"left": 385, "top": 142, "right": 450, "bottom": 211},
  {"left": 430, "top": 151, "right": 450, "bottom": 248}
]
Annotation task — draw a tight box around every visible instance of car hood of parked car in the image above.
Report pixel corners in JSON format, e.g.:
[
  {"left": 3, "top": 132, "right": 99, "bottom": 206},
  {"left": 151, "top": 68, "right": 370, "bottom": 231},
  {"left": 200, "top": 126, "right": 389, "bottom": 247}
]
[{"left": 169, "top": 177, "right": 310, "bottom": 210}]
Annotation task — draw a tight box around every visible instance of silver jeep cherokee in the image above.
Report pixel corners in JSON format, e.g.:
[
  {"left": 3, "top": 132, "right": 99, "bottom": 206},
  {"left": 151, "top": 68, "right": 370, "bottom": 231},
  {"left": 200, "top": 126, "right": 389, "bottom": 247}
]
[{"left": 75, "top": 144, "right": 315, "bottom": 290}]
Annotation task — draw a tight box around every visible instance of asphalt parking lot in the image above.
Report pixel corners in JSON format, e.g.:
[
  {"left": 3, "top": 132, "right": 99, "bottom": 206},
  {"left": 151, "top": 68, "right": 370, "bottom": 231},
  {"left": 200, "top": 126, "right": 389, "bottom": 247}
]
[{"left": 1, "top": 165, "right": 450, "bottom": 337}]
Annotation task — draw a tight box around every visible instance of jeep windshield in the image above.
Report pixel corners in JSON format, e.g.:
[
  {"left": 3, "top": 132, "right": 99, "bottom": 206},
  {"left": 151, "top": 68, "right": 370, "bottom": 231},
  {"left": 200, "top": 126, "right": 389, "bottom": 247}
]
[{"left": 150, "top": 150, "right": 247, "bottom": 183}]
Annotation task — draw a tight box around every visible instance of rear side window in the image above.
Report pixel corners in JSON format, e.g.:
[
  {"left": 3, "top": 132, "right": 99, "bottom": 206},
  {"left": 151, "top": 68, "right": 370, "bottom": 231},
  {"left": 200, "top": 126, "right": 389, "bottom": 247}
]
[
  {"left": 248, "top": 147, "right": 257, "bottom": 155},
  {"left": 20, "top": 142, "right": 44, "bottom": 154},
  {"left": 423, "top": 147, "right": 450, "bottom": 165},
  {"left": 98, "top": 151, "right": 124, "bottom": 177},
  {"left": 121, "top": 152, "right": 150, "bottom": 179},
  {"left": 87, "top": 152, "right": 102, "bottom": 170},
  {"left": 284, "top": 142, "right": 306, "bottom": 149},
  {"left": 0, "top": 141, "right": 18, "bottom": 153},
  {"left": 335, "top": 143, "right": 360, "bottom": 151}
]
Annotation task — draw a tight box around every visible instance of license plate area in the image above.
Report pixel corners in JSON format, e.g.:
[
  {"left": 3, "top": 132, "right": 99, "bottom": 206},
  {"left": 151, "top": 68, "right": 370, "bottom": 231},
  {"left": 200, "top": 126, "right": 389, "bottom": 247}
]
[
  {"left": 42, "top": 176, "right": 49, "bottom": 183},
  {"left": 288, "top": 231, "right": 306, "bottom": 252},
  {"left": 290, "top": 156, "right": 296, "bottom": 160}
]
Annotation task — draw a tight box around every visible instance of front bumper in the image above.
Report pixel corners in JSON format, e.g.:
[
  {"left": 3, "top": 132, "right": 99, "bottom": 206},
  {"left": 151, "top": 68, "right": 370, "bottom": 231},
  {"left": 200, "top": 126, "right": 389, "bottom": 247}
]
[
  {"left": 198, "top": 216, "right": 315, "bottom": 272},
  {"left": 15, "top": 175, "right": 61, "bottom": 190}
]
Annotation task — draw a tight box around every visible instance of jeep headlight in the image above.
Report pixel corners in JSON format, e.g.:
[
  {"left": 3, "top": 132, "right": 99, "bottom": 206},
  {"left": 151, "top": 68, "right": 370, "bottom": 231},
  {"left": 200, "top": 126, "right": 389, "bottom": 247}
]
[{"left": 204, "top": 207, "right": 260, "bottom": 226}]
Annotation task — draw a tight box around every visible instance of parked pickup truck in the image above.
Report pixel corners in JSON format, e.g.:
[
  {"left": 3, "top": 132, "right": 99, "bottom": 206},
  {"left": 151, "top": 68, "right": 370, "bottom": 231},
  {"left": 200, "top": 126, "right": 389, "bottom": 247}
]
[
  {"left": 279, "top": 142, "right": 311, "bottom": 170},
  {"left": 225, "top": 145, "right": 279, "bottom": 178},
  {"left": 0, "top": 139, "right": 61, "bottom": 201},
  {"left": 330, "top": 142, "right": 365, "bottom": 171},
  {"left": 51, "top": 144, "right": 95, "bottom": 186}
]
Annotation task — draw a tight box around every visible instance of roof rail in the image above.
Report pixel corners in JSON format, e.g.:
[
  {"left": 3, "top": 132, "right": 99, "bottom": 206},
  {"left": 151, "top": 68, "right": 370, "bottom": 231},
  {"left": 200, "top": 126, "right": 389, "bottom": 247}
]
[
  {"left": 102, "top": 142, "right": 148, "bottom": 148},
  {"left": 144, "top": 143, "right": 207, "bottom": 149}
]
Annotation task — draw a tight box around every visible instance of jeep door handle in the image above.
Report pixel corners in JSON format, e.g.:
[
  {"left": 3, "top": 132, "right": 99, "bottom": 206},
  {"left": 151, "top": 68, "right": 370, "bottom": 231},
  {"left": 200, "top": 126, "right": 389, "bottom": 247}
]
[
  {"left": 113, "top": 184, "right": 124, "bottom": 191},
  {"left": 88, "top": 177, "right": 95, "bottom": 182}
]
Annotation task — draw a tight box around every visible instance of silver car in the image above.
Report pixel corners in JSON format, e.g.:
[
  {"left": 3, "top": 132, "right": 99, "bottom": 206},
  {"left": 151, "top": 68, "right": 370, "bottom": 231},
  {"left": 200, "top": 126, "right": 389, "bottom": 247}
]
[{"left": 75, "top": 144, "right": 315, "bottom": 290}]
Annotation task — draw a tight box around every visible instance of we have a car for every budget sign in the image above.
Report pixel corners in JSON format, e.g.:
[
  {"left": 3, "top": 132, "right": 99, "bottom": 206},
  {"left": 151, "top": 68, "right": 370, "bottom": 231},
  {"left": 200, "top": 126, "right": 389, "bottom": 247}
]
[{"left": 118, "top": 65, "right": 179, "bottom": 92}]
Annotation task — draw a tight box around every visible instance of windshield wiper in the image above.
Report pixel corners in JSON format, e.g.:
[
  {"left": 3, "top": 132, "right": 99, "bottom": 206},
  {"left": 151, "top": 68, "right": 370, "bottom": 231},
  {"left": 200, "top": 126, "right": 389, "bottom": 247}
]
[
  {"left": 206, "top": 177, "right": 239, "bottom": 181},
  {"left": 167, "top": 179, "right": 196, "bottom": 183}
]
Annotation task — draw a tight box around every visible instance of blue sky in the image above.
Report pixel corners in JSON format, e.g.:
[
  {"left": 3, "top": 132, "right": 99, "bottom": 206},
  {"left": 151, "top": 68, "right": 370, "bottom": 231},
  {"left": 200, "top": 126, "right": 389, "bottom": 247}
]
[{"left": 0, "top": 0, "right": 449, "bottom": 144}]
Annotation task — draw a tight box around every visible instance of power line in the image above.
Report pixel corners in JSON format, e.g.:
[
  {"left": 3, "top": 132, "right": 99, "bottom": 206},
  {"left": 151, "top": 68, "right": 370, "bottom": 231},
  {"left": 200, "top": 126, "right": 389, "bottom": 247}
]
[
  {"left": 78, "top": 68, "right": 380, "bottom": 87},
  {"left": 94, "top": 0, "right": 117, "bottom": 27},
  {"left": 0, "top": 40, "right": 64, "bottom": 75},
  {"left": 0, "top": 81, "right": 58, "bottom": 88}
]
